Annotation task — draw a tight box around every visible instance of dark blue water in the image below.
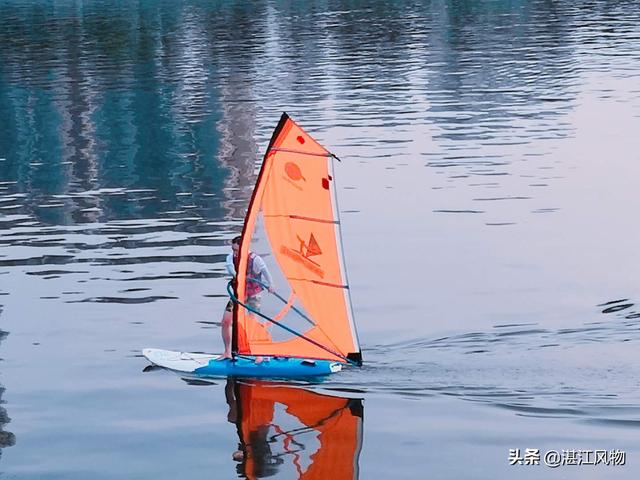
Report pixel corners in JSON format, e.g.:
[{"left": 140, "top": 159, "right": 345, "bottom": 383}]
[{"left": 1, "top": 0, "right": 640, "bottom": 478}]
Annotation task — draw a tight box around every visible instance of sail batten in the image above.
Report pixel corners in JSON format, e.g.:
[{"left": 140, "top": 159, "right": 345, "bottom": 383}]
[
  {"left": 288, "top": 278, "right": 349, "bottom": 289},
  {"left": 268, "top": 147, "right": 332, "bottom": 157},
  {"left": 263, "top": 214, "right": 339, "bottom": 224},
  {"left": 233, "top": 113, "right": 361, "bottom": 364}
]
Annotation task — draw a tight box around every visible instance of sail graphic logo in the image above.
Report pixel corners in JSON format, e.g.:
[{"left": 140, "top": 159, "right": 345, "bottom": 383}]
[
  {"left": 283, "top": 162, "right": 305, "bottom": 191},
  {"left": 281, "top": 233, "right": 325, "bottom": 278}
]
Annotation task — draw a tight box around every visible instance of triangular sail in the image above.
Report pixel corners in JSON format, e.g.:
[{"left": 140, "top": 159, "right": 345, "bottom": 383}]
[{"left": 233, "top": 113, "right": 361, "bottom": 363}]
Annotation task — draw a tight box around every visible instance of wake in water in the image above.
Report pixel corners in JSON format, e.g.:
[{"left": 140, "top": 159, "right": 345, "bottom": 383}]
[{"left": 325, "top": 298, "right": 640, "bottom": 427}]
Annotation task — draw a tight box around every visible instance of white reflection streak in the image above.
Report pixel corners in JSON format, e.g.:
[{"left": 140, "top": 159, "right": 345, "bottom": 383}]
[
  {"left": 171, "top": 9, "right": 209, "bottom": 125},
  {"left": 216, "top": 12, "right": 261, "bottom": 220},
  {"left": 48, "top": 4, "right": 103, "bottom": 222}
]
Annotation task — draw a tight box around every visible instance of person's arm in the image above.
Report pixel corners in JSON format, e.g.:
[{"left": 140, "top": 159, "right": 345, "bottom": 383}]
[
  {"left": 225, "top": 253, "right": 236, "bottom": 277},
  {"left": 254, "top": 256, "right": 274, "bottom": 292}
]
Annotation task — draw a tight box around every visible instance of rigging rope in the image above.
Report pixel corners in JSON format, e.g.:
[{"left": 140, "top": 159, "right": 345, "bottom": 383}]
[{"left": 226, "top": 280, "right": 358, "bottom": 366}]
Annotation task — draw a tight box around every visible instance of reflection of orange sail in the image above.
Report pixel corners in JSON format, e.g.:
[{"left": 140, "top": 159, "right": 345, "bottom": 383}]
[
  {"left": 234, "top": 113, "right": 361, "bottom": 364},
  {"left": 233, "top": 381, "right": 363, "bottom": 480}
]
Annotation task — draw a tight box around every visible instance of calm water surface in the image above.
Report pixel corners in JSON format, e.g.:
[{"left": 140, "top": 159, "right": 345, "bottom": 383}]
[{"left": 1, "top": 0, "right": 640, "bottom": 478}]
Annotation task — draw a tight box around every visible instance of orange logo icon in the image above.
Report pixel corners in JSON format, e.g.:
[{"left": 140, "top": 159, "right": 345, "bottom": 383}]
[
  {"left": 283, "top": 162, "right": 306, "bottom": 191},
  {"left": 285, "top": 162, "right": 306, "bottom": 181},
  {"left": 281, "top": 233, "right": 325, "bottom": 278},
  {"left": 297, "top": 233, "right": 322, "bottom": 259}
]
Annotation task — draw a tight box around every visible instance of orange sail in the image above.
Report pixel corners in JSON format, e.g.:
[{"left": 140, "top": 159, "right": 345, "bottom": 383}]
[
  {"left": 233, "top": 381, "right": 363, "bottom": 480},
  {"left": 233, "top": 113, "right": 361, "bottom": 364}
]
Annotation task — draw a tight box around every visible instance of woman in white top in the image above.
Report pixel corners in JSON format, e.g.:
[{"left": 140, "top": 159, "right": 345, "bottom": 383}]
[{"left": 218, "top": 236, "right": 274, "bottom": 360}]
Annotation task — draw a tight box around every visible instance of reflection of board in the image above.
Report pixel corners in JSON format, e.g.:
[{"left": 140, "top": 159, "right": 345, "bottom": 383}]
[{"left": 142, "top": 348, "right": 342, "bottom": 378}]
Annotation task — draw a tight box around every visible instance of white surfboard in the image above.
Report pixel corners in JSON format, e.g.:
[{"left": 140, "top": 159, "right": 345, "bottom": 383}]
[{"left": 142, "top": 348, "right": 215, "bottom": 373}]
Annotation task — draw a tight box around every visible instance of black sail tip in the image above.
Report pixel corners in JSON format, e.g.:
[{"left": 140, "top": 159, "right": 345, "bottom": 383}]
[
  {"left": 266, "top": 113, "right": 291, "bottom": 153},
  {"left": 347, "top": 399, "right": 364, "bottom": 418},
  {"left": 347, "top": 351, "right": 363, "bottom": 366}
]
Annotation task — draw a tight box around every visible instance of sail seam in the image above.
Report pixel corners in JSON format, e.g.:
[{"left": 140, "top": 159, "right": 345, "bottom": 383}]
[
  {"left": 263, "top": 214, "right": 339, "bottom": 224},
  {"left": 288, "top": 278, "right": 349, "bottom": 289},
  {"left": 268, "top": 147, "right": 330, "bottom": 158}
]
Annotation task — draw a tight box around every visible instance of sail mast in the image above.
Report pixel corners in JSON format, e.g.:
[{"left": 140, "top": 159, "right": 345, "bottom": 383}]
[{"left": 232, "top": 113, "right": 290, "bottom": 356}]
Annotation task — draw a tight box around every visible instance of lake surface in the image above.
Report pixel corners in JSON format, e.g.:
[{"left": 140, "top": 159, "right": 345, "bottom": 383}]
[{"left": 1, "top": 0, "right": 640, "bottom": 478}]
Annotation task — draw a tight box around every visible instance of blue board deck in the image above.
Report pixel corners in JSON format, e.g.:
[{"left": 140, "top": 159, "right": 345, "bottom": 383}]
[{"left": 142, "top": 348, "right": 343, "bottom": 378}]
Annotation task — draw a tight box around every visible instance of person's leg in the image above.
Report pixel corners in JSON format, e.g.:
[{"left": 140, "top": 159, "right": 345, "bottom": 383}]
[
  {"left": 217, "top": 301, "right": 233, "bottom": 360},
  {"left": 246, "top": 295, "right": 265, "bottom": 363},
  {"left": 246, "top": 295, "right": 261, "bottom": 314}
]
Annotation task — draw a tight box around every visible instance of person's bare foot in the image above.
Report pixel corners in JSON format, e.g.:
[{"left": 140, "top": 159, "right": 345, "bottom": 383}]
[
  {"left": 216, "top": 354, "right": 232, "bottom": 361},
  {"left": 232, "top": 450, "right": 244, "bottom": 461}
]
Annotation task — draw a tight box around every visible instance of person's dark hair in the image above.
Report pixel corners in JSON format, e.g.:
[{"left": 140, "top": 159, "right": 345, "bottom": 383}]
[{"left": 232, "top": 236, "right": 242, "bottom": 245}]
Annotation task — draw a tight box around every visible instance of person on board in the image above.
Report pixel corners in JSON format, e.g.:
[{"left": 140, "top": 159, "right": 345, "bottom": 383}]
[{"left": 218, "top": 235, "right": 275, "bottom": 360}]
